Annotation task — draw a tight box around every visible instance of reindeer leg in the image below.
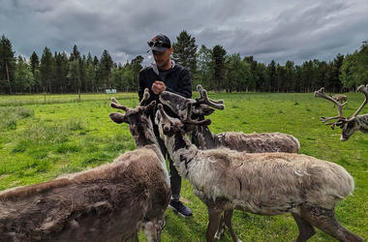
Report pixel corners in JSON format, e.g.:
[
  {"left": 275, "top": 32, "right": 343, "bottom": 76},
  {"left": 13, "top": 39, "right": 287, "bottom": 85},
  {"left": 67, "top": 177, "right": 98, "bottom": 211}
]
[
  {"left": 143, "top": 220, "right": 162, "bottom": 242},
  {"left": 206, "top": 207, "right": 223, "bottom": 242},
  {"left": 127, "top": 232, "right": 139, "bottom": 242},
  {"left": 214, "top": 214, "right": 225, "bottom": 240},
  {"left": 224, "top": 209, "right": 241, "bottom": 242},
  {"left": 300, "top": 205, "right": 363, "bottom": 242},
  {"left": 292, "top": 213, "right": 315, "bottom": 242}
]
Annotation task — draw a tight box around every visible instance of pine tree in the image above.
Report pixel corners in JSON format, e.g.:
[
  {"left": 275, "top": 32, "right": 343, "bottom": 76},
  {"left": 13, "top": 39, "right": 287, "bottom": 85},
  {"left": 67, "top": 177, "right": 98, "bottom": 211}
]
[
  {"left": 30, "top": 51, "right": 39, "bottom": 74},
  {"left": 196, "top": 45, "right": 213, "bottom": 89},
  {"left": 70, "top": 44, "right": 81, "bottom": 61},
  {"left": 80, "top": 55, "right": 87, "bottom": 92},
  {"left": 130, "top": 55, "right": 143, "bottom": 91},
  {"left": 267, "top": 60, "right": 276, "bottom": 92},
  {"left": 55, "top": 52, "right": 68, "bottom": 93},
  {"left": 40, "top": 47, "right": 54, "bottom": 93},
  {"left": 172, "top": 31, "right": 197, "bottom": 74},
  {"left": 15, "top": 55, "right": 35, "bottom": 93},
  {"left": 99, "top": 50, "right": 113, "bottom": 89},
  {"left": 212, "top": 45, "right": 226, "bottom": 91},
  {"left": 0, "top": 35, "right": 16, "bottom": 94}
]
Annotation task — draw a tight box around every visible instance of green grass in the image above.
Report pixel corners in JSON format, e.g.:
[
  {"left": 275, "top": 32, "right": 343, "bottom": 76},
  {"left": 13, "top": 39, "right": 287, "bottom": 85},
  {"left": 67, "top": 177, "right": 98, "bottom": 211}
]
[{"left": 0, "top": 92, "right": 367, "bottom": 241}]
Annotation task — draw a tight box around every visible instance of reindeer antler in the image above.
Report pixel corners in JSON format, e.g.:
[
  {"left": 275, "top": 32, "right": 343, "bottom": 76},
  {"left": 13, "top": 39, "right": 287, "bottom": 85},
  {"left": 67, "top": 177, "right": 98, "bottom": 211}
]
[
  {"left": 111, "top": 97, "right": 129, "bottom": 111},
  {"left": 157, "top": 103, "right": 211, "bottom": 126},
  {"left": 350, "top": 84, "right": 368, "bottom": 118},
  {"left": 195, "top": 85, "right": 225, "bottom": 110},
  {"left": 140, "top": 88, "right": 151, "bottom": 106},
  {"left": 183, "top": 103, "right": 211, "bottom": 125},
  {"left": 110, "top": 97, "right": 129, "bottom": 123},
  {"left": 314, "top": 87, "right": 347, "bottom": 129}
]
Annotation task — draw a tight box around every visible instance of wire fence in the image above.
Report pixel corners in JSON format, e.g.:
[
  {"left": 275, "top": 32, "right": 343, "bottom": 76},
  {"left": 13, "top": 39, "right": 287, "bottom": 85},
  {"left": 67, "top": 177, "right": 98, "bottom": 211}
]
[{"left": 0, "top": 93, "right": 138, "bottom": 106}]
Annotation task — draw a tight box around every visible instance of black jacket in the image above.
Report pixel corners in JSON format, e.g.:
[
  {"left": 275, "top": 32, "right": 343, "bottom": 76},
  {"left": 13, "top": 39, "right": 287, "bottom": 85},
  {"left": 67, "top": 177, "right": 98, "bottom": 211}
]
[{"left": 138, "top": 62, "right": 192, "bottom": 103}]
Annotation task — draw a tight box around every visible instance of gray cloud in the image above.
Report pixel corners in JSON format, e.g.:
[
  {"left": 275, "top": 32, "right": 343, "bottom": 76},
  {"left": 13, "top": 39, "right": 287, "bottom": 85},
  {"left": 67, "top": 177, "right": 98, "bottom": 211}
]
[{"left": 0, "top": 0, "right": 367, "bottom": 65}]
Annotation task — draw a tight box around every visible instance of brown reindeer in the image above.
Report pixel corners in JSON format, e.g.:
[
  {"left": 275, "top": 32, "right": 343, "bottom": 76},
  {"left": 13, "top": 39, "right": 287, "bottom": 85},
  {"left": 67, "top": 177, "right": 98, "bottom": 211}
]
[
  {"left": 0, "top": 89, "right": 170, "bottom": 242},
  {"left": 155, "top": 104, "right": 363, "bottom": 242},
  {"left": 314, "top": 84, "right": 368, "bottom": 141}
]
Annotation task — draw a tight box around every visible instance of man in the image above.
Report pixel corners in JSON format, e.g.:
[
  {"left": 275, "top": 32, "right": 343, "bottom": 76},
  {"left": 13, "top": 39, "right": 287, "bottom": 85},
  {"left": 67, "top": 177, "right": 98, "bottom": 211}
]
[{"left": 138, "top": 34, "right": 193, "bottom": 217}]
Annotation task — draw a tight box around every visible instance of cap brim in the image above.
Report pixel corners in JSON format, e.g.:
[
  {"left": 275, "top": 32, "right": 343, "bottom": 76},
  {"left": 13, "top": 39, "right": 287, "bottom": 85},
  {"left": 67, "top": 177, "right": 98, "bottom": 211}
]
[{"left": 151, "top": 46, "right": 168, "bottom": 52}]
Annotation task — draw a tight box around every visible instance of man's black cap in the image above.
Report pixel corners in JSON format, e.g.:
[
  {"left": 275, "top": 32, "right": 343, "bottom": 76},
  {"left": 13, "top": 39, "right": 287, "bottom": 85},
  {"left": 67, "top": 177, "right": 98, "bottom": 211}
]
[{"left": 147, "top": 34, "right": 171, "bottom": 53}]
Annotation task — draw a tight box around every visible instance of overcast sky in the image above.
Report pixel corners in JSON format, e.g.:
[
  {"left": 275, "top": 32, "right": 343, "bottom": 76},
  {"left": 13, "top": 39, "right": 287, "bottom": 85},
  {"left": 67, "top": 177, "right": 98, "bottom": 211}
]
[{"left": 1, "top": 0, "right": 367, "bottom": 65}]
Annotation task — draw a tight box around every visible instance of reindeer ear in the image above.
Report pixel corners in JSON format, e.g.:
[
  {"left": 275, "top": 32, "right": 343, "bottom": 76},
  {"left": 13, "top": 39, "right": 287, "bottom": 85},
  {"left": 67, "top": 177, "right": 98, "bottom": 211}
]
[
  {"left": 155, "top": 109, "right": 162, "bottom": 125},
  {"left": 200, "top": 105, "right": 215, "bottom": 116},
  {"left": 109, "top": 113, "right": 128, "bottom": 124},
  {"left": 200, "top": 119, "right": 211, "bottom": 126},
  {"left": 185, "top": 103, "right": 193, "bottom": 120},
  {"left": 144, "top": 100, "right": 156, "bottom": 114}
]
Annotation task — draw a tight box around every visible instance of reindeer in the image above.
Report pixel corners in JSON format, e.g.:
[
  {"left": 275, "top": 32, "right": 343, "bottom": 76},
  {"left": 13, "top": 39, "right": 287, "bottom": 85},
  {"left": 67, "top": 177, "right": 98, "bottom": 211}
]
[
  {"left": 155, "top": 103, "right": 363, "bottom": 242},
  {"left": 314, "top": 84, "right": 368, "bottom": 141},
  {"left": 0, "top": 89, "right": 170, "bottom": 242},
  {"left": 159, "top": 85, "right": 300, "bottom": 152},
  {"left": 159, "top": 85, "right": 300, "bottom": 238}
]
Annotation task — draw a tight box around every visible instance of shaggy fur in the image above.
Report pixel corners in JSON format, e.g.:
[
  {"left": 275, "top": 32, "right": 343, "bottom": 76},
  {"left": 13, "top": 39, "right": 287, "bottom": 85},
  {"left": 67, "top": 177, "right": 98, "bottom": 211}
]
[
  {"left": 0, "top": 97, "right": 170, "bottom": 242},
  {"left": 155, "top": 106, "right": 363, "bottom": 242},
  {"left": 217, "top": 132, "right": 300, "bottom": 153},
  {"left": 193, "top": 127, "right": 300, "bottom": 153},
  {"left": 340, "top": 114, "right": 368, "bottom": 141},
  {"left": 0, "top": 148, "right": 169, "bottom": 242}
]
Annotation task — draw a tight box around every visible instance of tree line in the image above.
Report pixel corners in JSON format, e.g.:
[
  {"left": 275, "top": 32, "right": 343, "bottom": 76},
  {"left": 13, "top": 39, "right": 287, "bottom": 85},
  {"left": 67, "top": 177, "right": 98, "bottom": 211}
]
[
  {"left": 0, "top": 35, "right": 143, "bottom": 94},
  {"left": 0, "top": 32, "right": 367, "bottom": 94}
]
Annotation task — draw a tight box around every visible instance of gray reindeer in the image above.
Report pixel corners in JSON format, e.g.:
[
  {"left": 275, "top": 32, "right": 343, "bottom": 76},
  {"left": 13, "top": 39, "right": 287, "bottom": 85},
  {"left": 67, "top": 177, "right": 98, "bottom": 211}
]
[
  {"left": 155, "top": 103, "right": 363, "bottom": 242},
  {"left": 314, "top": 84, "right": 368, "bottom": 141},
  {"left": 160, "top": 85, "right": 300, "bottom": 153},
  {"left": 159, "top": 85, "right": 300, "bottom": 238}
]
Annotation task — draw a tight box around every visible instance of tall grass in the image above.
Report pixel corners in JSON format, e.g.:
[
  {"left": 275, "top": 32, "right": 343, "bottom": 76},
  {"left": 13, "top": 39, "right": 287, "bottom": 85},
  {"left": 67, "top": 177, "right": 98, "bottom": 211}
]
[{"left": 0, "top": 107, "right": 34, "bottom": 131}]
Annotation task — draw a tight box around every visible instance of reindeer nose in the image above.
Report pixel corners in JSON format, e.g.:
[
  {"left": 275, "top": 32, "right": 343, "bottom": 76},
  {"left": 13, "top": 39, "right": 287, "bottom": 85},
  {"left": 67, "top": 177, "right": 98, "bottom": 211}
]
[{"left": 163, "top": 124, "right": 170, "bottom": 133}]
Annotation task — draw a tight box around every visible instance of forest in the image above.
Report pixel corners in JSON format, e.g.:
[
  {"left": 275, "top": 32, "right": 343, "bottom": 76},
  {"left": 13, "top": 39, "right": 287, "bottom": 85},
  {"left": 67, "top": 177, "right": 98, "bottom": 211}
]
[{"left": 0, "top": 31, "right": 367, "bottom": 94}]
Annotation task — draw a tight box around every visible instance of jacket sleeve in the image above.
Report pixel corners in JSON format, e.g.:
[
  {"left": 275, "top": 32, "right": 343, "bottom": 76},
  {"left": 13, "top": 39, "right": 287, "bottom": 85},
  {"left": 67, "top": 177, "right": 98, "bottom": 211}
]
[{"left": 166, "top": 68, "right": 192, "bottom": 98}]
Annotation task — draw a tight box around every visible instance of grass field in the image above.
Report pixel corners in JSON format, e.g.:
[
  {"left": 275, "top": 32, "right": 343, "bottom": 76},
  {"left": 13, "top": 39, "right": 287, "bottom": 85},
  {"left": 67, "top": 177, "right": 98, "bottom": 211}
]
[{"left": 0, "top": 91, "right": 367, "bottom": 241}]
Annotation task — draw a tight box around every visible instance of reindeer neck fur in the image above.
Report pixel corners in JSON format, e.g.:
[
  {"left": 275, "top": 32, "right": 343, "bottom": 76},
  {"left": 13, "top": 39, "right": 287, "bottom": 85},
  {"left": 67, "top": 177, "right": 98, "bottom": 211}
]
[
  {"left": 162, "top": 130, "right": 198, "bottom": 178},
  {"left": 133, "top": 115, "right": 159, "bottom": 148},
  {"left": 191, "top": 115, "right": 221, "bottom": 149},
  {"left": 191, "top": 125, "right": 220, "bottom": 149},
  {"left": 356, "top": 114, "right": 368, "bottom": 132},
  {"left": 132, "top": 115, "right": 169, "bottom": 184}
]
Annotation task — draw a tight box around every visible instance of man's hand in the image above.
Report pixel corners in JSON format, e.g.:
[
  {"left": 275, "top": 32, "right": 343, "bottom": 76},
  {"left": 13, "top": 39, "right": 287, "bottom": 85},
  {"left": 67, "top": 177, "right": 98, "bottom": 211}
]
[{"left": 152, "top": 81, "right": 166, "bottom": 95}]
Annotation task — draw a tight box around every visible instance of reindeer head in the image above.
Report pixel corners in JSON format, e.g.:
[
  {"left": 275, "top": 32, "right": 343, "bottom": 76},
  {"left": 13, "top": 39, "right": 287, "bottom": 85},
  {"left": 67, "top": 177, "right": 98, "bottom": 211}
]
[
  {"left": 110, "top": 88, "right": 156, "bottom": 146},
  {"left": 159, "top": 84, "right": 224, "bottom": 121},
  {"left": 155, "top": 103, "right": 211, "bottom": 137},
  {"left": 314, "top": 84, "right": 368, "bottom": 141}
]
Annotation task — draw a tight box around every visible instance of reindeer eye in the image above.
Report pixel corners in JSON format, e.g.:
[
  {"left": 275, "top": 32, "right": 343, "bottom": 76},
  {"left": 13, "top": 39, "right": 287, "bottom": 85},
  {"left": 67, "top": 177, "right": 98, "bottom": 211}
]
[{"left": 347, "top": 122, "right": 355, "bottom": 129}]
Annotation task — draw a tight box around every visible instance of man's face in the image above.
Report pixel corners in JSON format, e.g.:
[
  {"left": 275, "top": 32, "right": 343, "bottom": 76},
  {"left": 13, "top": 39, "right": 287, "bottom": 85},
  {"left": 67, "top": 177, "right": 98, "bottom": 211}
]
[{"left": 153, "top": 47, "right": 173, "bottom": 69}]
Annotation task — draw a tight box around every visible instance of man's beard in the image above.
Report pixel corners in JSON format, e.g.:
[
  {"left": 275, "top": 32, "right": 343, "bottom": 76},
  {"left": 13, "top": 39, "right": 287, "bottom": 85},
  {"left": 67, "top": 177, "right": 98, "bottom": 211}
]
[{"left": 157, "top": 59, "right": 170, "bottom": 69}]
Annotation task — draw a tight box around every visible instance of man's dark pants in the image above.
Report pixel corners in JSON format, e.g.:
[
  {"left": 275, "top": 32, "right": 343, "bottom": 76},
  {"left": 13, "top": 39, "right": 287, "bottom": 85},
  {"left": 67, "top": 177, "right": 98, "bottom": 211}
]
[{"left": 155, "top": 125, "right": 181, "bottom": 201}]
